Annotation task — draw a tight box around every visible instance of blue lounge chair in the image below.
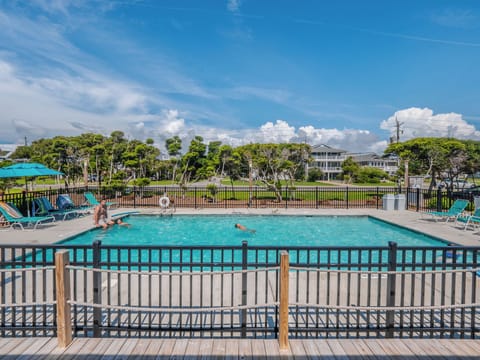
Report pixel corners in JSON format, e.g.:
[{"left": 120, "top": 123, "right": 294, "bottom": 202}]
[
  {"left": 32, "top": 197, "right": 83, "bottom": 221},
  {"left": 423, "top": 199, "right": 469, "bottom": 222},
  {"left": 455, "top": 207, "right": 480, "bottom": 230},
  {"left": 84, "top": 192, "right": 118, "bottom": 209},
  {"left": 56, "top": 194, "right": 91, "bottom": 212},
  {"left": 0, "top": 201, "right": 55, "bottom": 230}
]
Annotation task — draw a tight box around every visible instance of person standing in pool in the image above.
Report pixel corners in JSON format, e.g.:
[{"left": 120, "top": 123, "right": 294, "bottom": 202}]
[{"left": 235, "top": 223, "right": 256, "bottom": 233}]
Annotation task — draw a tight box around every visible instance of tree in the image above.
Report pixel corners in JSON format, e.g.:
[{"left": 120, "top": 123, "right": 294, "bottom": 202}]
[
  {"left": 341, "top": 156, "right": 360, "bottom": 183},
  {"left": 165, "top": 136, "right": 182, "bottom": 182},
  {"left": 385, "top": 138, "right": 467, "bottom": 192}
]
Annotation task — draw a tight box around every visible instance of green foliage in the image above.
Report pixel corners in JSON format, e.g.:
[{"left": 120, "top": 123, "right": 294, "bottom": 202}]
[
  {"left": 355, "top": 167, "right": 389, "bottom": 184},
  {"left": 307, "top": 168, "right": 323, "bottom": 182},
  {"left": 133, "top": 177, "right": 151, "bottom": 187}
]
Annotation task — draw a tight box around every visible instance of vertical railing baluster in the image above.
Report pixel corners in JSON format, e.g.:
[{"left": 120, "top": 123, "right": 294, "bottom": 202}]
[
  {"left": 385, "top": 241, "right": 397, "bottom": 338},
  {"left": 92, "top": 240, "right": 102, "bottom": 337},
  {"left": 241, "top": 241, "right": 248, "bottom": 338}
]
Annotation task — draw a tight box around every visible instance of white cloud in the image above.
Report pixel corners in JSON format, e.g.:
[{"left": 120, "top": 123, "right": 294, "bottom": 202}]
[
  {"left": 227, "top": 0, "right": 241, "bottom": 13},
  {"left": 380, "top": 107, "right": 480, "bottom": 141}
]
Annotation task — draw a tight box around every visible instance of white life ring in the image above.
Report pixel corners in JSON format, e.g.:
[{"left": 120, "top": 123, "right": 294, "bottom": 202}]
[{"left": 159, "top": 196, "right": 170, "bottom": 209}]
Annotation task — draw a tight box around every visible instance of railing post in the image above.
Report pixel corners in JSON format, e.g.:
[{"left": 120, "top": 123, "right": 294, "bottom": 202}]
[
  {"left": 194, "top": 187, "right": 197, "bottom": 209},
  {"left": 416, "top": 187, "right": 421, "bottom": 212},
  {"left": 279, "top": 251, "right": 290, "bottom": 351},
  {"left": 133, "top": 185, "right": 136, "bottom": 208},
  {"left": 386, "top": 241, "right": 397, "bottom": 338},
  {"left": 241, "top": 240, "right": 248, "bottom": 338},
  {"left": 345, "top": 187, "right": 349, "bottom": 209},
  {"left": 92, "top": 240, "right": 102, "bottom": 337},
  {"left": 55, "top": 250, "right": 72, "bottom": 348},
  {"left": 436, "top": 188, "right": 443, "bottom": 212},
  {"left": 285, "top": 186, "right": 288, "bottom": 209}
]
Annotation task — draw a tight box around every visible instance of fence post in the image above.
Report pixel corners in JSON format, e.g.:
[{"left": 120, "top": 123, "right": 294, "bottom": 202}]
[
  {"left": 55, "top": 250, "right": 72, "bottom": 348},
  {"left": 285, "top": 186, "right": 288, "bottom": 209},
  {"left": 241, "top": 240, "right": 248, "bottom": 338},
  {"left": 416, "top": 187, "right": 420, "bottom": 212},
  {"left": 194, "top": 187, "right": 197, "bottom": 209},
  {"left": 436, "top": 188, "right": 443, "bottom": 212},
  {"left": 133, "top": 185, "right": 136, "bottom": 208},
  {"left": 92, "top": 240, "right": 102, "bottom": 337},
  {"left": 279, "top": 251, "right": 290, "bottom": 351},
  {"left": 315, "top": 187, "right": 318, "bottom": 209},
  {"left": 345, "top": 187, "right": 349, "bottom": 209},
  {"left": 376, "top": 187, "right": 380, "bottom": 210},
  {"left": 385, "top": 241, "right": 397, "bottom": 338}
]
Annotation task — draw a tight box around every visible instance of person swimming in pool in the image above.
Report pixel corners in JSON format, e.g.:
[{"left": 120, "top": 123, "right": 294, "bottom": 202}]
[
  {"left": 235, "top": 223, "right": 256, "bottom": 233},
  {"left": 116, "top": 218, "right": 131, "bottom": 227}
]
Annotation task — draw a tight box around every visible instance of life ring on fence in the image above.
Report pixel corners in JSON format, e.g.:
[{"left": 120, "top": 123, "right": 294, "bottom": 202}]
[{"left": 159, "top": 196, "right": 170, "bottom": 209}]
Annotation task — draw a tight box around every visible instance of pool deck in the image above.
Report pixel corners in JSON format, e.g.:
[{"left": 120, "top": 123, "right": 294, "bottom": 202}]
[
  {"left": 1, "top": 209, "right": 480, "bottom": 358},
  {"left": 1, "top": 207, "right": 480, "bottom": 247}
]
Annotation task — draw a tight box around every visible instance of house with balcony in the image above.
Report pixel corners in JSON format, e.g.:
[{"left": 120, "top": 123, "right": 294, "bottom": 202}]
[
  {"left": 348, "top": 153, "right": 399, "bottom": 176},
  {"left": 310, "top": 144, "right": 347, "bottom": 180}
]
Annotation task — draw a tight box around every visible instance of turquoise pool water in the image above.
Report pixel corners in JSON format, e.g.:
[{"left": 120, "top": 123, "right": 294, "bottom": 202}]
[{"left": 61, "top": 215, "right": 447, "bottom": 248}]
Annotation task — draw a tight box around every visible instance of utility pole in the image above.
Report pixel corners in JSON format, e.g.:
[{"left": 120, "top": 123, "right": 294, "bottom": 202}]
[{"left": 395, "top": 117, "right": 404, "bottom": 143}]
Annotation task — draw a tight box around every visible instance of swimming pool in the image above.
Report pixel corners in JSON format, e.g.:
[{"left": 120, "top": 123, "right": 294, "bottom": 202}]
[{"left": 62, "top": 214, "right": 447, "bottom": 247}]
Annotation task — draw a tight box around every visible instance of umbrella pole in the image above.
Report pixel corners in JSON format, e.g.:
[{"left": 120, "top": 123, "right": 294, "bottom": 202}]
[{"left": 25, "top": 178, "right": 31, "bottom": 217}]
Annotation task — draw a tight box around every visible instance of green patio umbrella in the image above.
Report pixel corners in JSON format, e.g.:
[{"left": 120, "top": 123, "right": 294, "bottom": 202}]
[{"left": 0, "top": 162, "right": 63, "bottom": 215}]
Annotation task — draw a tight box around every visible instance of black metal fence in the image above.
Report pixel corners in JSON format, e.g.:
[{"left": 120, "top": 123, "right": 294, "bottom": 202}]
[
  {"left": 1, "top": 242, "right": 479, "bottom": 339},
  {"left": 0, "top": 185, "right": 470, "bottom": 213}
]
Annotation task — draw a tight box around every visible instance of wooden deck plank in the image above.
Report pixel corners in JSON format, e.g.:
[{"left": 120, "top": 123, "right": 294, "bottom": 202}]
[
  {"left": 250, "top": 339, "right": 267, "bottom": 359},
  {"left": 411, "top": 339, "right": 458, "bottom": 360},
  {"left": 443, "top": 339, "right": 480, "bottom": 356},
  {"left": 129, "top": 338, "right": 152, "bottom": 358},
  {"left": 211, "top": 339, "right": 228, "bottom": 359},
  {"left": 169, "top": 338, "right": 189, "bottom": 359},
  {"left": 311, "top": 340, "right": 336, "bottom": 360},
  {"left": 198, "top": 338, "right": 214, "bottom": 360},
  {"left": 237, "top": 339, "right": 253, "bottom": 360},
  {"left": 0, "top": 338, "right": 27, "bottom": 355},
  {"left": 4, "top": 338, "right": 40, "bottom": 357},
  {"left": 142, "top": 338, "right": 164, "bottom": 358},
  {"left": 18, "top": 338, "right": 59, "bottom": 360},
  {"left": 375, "top": 339, "right": 419, "bottom": 359},
  {"left": 326, "top": 339, "right": 350, "bottom": 360},
  {"left": 263, "top": 339, "right": 280, "bottom": 358},
  {"left": 114, "top": 338, "right": 140, "bottom": 360},
  {"left": 1, "top": 338, "right": 480, "bottom": 358},
  {"left": 224, "top": 339, "right": 239, "bottom": 360},
  {"left": 288, "top": 340, "right": 307, "bottom": 359},
  {"left": 339, "top": 339, "right": 377, "bottom": 360},
  {"left": 84, "top": 338, "right": 114, "bottom": 360}
]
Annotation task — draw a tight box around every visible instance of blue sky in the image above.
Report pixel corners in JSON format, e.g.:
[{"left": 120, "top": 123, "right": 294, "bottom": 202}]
[{"left": 1, "top": 0, "right": 480, "bottom": 153}]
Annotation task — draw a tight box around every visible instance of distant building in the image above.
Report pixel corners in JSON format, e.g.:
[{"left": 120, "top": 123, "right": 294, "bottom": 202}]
[
  {"left": 348, "top": 153, "right": 399, "bottom": 176},
  {"left": 310, "top": 144, "right": 348, "bottom": 180},
  {"left": 309, "top": 145, "right": 399, "bottom": 180}
]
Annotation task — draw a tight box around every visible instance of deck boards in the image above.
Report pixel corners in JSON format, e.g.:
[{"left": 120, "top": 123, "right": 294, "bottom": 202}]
[{"left": 0, "top": 338, "right": 480, "bottom": 359}]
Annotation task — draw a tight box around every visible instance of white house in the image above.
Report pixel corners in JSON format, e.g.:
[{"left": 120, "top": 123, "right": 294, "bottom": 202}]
[{"left": 310, "top": 144, "right": 347, "bottom": 180}]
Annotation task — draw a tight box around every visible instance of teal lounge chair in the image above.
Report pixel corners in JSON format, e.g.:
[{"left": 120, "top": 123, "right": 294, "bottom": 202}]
[
  {"left": 0, "top": 201, "right": 55, "bottom": 230},
  {"left": 32, "top": 197, "right": 83, "bottom": 221},
  {"left": 455, "top": 207, "right": 480, "bottom": 230},
  {"left": 423, "top": 199, "right": 469, "bottom": 222},
  {"left": 84, "top": 192, "right": 118, "bottom": 209}
]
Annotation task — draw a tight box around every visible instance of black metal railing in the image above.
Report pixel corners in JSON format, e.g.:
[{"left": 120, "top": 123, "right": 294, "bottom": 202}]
[
  {"left": 1, "top": 242, "right": 479, "bottom": 338},
  {"left": 0, "top": 185, "right": 470, "bottom": 213}
]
